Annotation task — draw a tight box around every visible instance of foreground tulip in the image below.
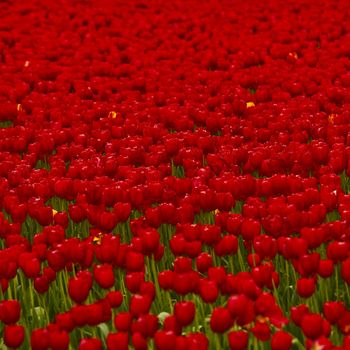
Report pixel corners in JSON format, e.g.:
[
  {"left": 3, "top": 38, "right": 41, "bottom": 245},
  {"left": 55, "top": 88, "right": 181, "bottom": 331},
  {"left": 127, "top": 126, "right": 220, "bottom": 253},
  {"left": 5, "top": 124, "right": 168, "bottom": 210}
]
[
  {"left": 4, "top": 324, "right": 25, "bottom": 349},
  {"left": 114, "top": 312, "right": 133, "bottom": 332},
  {"left": 174, "top": 301, "right": 196, "bottom": 326},
  {"left": 49, "top": 329, "right": 70, "bottom": 350},
  {"left": 31, "top": 328, "right": 50, "bottom": 350},
  {"left": 187, "top": 333, "right": 209, "bottom": 350},
  {"left": 106, "top": 332, "right": 129, "bottom": 350},
  {"left": 228, "top": 330, "right": 249, "bottom": 350},
  {"left": 106, "top": 290, "right": 123, "bottom": 308},
  {"left": 296, "top": 277, "right": 316, "bottom": 298},
  {"left": 154, "top": 331, "right": 177, "bottom": 350},
  {"left": 68, "top": 276, "right": 92, "bottom": 303},
  {"left": 130, "top": 294, "right": 152, "bottom": 317},
  {"left": 323, "top": 301, "right": 346, "bottom": 324},
  {"left": 301, "top": 313, "right": 324, "bottom": 339},
  {"left": 199, "top": 279, "right": 219, "bottom": 303},
  {"left": 0, "top": 300, "right": 21, "bottom": 324},
  {"left": 251, "top": 321, "right": 271, "bottom": 341},
  {"left": 210, "top": 307, "right": 233, "bottom": 333},
  {"left": 78, "top": 338, "right": 103, "bottom": 350},
  {"left": 271, "top": 331, "right": 292, "bottom": 350},
  {"left": 227, "top": 294, "right": 255, "bottom": 326},
  {"left": 163, "top": 315, "right": 182, "bottom": 335},
  {"left": 93, "top": 264, "right": 115, "bottom": 289},
  {"left": 196, "top": 252, "right": 213, "bottom": 273},
  {"left": 132, "top": 332, "right": 148, "bottom": 350},
  {"left": 19, "top": 252, "right": 41, "bottom": 278},
  {"left": 291, "top": 304, "right": 309, "bottom": 326}
]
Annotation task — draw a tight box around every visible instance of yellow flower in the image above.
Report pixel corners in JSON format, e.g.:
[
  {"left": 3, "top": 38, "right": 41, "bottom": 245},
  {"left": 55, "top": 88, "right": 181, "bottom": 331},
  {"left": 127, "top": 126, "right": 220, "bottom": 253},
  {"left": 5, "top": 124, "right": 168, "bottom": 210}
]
[
  {"left": 256, "top": 315, "right": 269, "bottom": 323},
  {"left": 108, "top": 111, "right": 118, "bottom": 119},
  {"left": 93, "top": 232, "right": 103, "bottom": 245},
  {"left": 246, "top": 101, "right": 255, "bottom": 108},
  {"left": 328, "top": 114, "right": 335, "bottom": 125}
]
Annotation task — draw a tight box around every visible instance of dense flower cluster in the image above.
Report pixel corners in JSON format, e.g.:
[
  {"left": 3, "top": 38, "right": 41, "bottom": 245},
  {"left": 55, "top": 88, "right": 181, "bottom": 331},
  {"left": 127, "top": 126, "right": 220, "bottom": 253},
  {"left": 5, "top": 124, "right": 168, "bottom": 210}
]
[{"left": 1, "top": 0, "right": 350, "bottom": 348}]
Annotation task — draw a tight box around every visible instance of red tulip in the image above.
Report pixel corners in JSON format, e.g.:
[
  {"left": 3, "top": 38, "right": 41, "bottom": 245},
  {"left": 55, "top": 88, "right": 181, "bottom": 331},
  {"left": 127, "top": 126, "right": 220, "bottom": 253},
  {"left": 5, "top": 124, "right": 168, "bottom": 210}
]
[
  {"left": 173, "top": 272, "right": 198, "bottom": 295},
  {"left": 78, "top": 338, "right": 103, "bottom": 350},
  {"left": 133, "top": 314, "right": 159, "bottom": 338},
  {"left": 251, "top": 321, "right": 271, "bottom": 341},
  {"left": 70, "top": 305, "right": 90, "bottom": 327},
  {"left": 125, "top": 272, "right": 144, "bottom": 293},
  {"left": 4, "top": 324, "right": 25, "bottom": 349},
  {"left": 0, "top": 300, "right": 21, "bottom": 324},
  {"left": 31, "top": 328, "right": 50, "bottom": 350},
  {"left": 106, "top": 332, "right": 129, "bottom": 350},
  {"left": 93, "top": 264, "right": 115, "bottom": 289},
  {"left": 253, "top": 235, "right": 277, "bottom": 259},
  {"left": 252, "top": 265, "right": 273, "bottom": 288},
  {"left": 291, "top": 304, "right": 309, "bottom": 326},
  {"left": 68, "top": 274, "right": 92, "bottom": 304},
  {"left": 35, "top": 206, "right": 54, "bottom": 226},
  {"left": 114, "top": 202, "right": 131, "bottom": 222},
  {"left": 68, "top": 205, "right": 85, "bottom": 223},
  {"left": 187, "top": 332, "right": 209, "bottom": 350},
  {"left": 208, "top": 266, "right": 227, "bottom": 286},
  {"left": 163, "top": 315, "right": 182, "bottom": 336},
  {"left": 55, "top": 312, "right": 75, "bottom": 332},
  {"left": 154, "top": 331, "right": 177, "bottom": 350},
  {"left": 19, "top": 252, "right": 41, "bottom": 278},
  {"left": 271, "top": 331, "right": 292, "bottom": 350},
  {"left": 199, "top": 279, "right": 219, "bottom": 303},
  {"left": 318, "top": 259, "right": 334, "bottom": 278},
  {"left": 227, "top": 294, "right": 255, "bottom": 326},
  {"left": 323, "top": 301, "right": 346, "bottom": 324},
  {"left": 214, "top": 235, "right": 238, "bottom": 256},
  {"left": 301, "top": 313, "right": 324, "bottom": 339},
  {"left": 226, "top": 214, "right": 243, "bottom": 235},
  {"left": 296, "top": 277, "right": 316, "bottom": 298},
  {"left": 106, "top": 290, "right": 123, "bottom": 308},
  {"left": 196, "top": 252, "right": 213, "bottom": 273},
  {"left": 299, "top": 253, "right": 320, "bottom": 276},
  {"left": 174, "top": 301, "right": 196, "bottom": 326},
  {"left": 140, "top": 228, "right": 160, "bottom": 255},
  {"left": 338, "top": 311, "right": 350, "bottom": 335},
  {"left": 247, "top": 253, "right": 261, "bottom": 268},
  {"left": 34, "top": 275, "right": 50, "bottom": 293},
  {"left": 49, "top": 329, "right": 70, "bottom": 350},
  {"left": 114, "top": 312, "right": 133, "bottom": 332},
  {"left": 327, "top": 241, "right": 348, "bottom": 262},
  {"left": 210, "top": 307, "right": 233, "bottom": 333},
  {"left": 200, "top": 225, "right": 221, "bottom": 246},
  {"left": 125, "top": 251, "right": 144, "bottom": 272},
  {"left": 130, "top": 294, "right": 152, "bottom": 317},
  {"left": 228, "top": 330, "right": 249, "bottom": 350},
  {"left": 54, "top": 211, "right": 69, "bottom": 228},
  {"left": 98, "top": 211, "right": 117, "bottom": 232},
  {"left": 254, "top": 292, "right": 276, "bottom": 316},
  {"left": 174, "top": 257, "right": 192, "bottom": 273},
  {"left": 132, "top": 332, "right": 148, "bottom": 350},
  {"left": 241, "top": 219, "right": 261, "bottom": 241},
  {"left": 47, "top": 249, "right": 66, "bottom": 272}
]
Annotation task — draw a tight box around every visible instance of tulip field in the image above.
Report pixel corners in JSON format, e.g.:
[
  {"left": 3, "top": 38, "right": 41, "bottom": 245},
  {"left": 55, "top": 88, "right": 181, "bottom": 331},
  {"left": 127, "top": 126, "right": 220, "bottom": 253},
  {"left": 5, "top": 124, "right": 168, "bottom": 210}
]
[{"left": 2, "top": 0, "right": 350, "bottom": 349}]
